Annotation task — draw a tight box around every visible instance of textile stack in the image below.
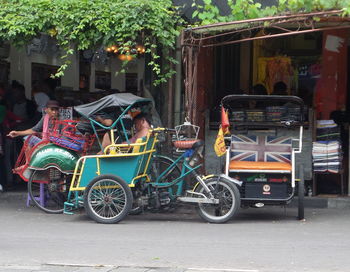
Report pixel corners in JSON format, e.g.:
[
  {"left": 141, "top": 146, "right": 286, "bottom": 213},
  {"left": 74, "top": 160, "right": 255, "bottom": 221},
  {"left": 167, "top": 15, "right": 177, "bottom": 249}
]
[{"left": 312, "top": 120, "right": 342, "bottom": 173}]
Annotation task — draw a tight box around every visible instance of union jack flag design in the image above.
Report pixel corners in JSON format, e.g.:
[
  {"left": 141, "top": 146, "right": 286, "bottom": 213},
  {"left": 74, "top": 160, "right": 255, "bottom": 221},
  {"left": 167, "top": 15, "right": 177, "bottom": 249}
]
[{"left": 230, "top": 135, "right": 292, "bottom": 163}]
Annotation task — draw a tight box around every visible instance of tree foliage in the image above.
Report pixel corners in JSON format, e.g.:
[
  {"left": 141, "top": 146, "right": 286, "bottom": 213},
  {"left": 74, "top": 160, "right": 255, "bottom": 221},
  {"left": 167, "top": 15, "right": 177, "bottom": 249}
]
[
  {"left": 191, "top": 0, "right": 350, "bottom": 25},
  {"left": 0, "top": 0, "right": 182, "bottom": 84}
]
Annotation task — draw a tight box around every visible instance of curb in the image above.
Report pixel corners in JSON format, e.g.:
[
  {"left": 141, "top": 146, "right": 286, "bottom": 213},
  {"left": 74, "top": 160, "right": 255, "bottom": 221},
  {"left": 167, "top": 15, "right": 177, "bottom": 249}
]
[{"left": 2, "top": 192, "right": 350, "bottom": 209}]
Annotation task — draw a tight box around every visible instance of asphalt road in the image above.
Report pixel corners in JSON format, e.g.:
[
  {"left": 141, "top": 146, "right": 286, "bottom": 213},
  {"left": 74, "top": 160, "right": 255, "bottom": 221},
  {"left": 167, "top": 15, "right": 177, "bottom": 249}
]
[{"left": 1, "top": 194, "right": 350, "bottom": 272}]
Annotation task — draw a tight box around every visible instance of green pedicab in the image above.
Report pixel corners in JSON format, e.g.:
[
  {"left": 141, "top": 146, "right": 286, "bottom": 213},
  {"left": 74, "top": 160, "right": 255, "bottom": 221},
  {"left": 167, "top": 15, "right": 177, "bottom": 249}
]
[{"left": 63, "top": 95, "right": 241, "bottom": 224}]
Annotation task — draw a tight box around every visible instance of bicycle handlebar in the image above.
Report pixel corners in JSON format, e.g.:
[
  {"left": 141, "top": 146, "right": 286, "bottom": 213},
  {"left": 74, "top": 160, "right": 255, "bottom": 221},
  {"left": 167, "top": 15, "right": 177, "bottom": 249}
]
[{"left": 150, "top": 127, "right": 176, "bottom": 133}]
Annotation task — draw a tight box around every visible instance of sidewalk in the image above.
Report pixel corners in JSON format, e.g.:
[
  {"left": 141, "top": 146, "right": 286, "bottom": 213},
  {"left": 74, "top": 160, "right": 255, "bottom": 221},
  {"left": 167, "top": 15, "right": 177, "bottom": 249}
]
[
  {"left": 0, "top": 264, "right": 246, "bottom": 272},
  {"left": 1, "top": 190, "right": 350, "bottom": 209}
]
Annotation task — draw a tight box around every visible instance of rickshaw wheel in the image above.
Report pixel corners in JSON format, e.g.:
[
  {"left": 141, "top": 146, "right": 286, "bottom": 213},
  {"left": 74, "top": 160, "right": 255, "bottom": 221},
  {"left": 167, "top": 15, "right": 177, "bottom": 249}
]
[
  {"left": 84, "top": 175, "right": 133, "bottom": 224},
  {"left": 28, "top": 168, "right": 70, "bottom": 214},
  {"left": 195, "top": 177, "right": 240, "bottom": 223}
]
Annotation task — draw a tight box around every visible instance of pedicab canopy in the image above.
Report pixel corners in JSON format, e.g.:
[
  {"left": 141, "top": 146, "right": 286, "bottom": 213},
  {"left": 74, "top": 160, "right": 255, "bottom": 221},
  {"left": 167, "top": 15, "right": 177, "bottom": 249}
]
[{"left": 74, "top": 93, "right": 152, "bottom": 120}]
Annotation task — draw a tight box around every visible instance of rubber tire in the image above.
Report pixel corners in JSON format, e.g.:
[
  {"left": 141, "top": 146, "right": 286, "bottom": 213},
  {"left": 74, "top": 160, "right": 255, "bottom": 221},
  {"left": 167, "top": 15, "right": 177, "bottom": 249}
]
[
  {"left": 195, "top": 177, "right": 240, "bottom": 223},
  {"left": 84, "top": 175, "right": 133, "bottom": 224},
  {"left": 28, "top": 168, "right": 69, "bottom": 214},
  {"left": 298, "top": 169, "right": 305, "bottom": 220}
]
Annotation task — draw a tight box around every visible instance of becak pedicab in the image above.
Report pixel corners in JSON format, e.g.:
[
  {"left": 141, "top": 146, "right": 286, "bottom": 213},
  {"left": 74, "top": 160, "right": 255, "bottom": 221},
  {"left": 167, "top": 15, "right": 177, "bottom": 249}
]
[
  {"left": 221, "top": 94, "right": 305, "bottom": 220},
  {"left": 62, "top": 94, "right": 242, "bottom": 224}
]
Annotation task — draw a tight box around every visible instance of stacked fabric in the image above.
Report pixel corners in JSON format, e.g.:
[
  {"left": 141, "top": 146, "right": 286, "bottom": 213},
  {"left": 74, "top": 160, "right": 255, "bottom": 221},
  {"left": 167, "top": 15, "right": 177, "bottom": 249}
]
[
  {"left": 316, "top": 120, "right": 341, "bottom": 141},
  {"left": 312, "top": 120, "right": 342, "bottom": 173}
]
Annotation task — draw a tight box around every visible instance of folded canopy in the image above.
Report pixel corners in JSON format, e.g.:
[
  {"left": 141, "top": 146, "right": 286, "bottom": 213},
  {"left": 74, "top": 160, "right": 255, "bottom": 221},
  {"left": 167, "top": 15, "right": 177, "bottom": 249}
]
[{"left": 74, "top": 93, "right": 152, "bottom": 119}]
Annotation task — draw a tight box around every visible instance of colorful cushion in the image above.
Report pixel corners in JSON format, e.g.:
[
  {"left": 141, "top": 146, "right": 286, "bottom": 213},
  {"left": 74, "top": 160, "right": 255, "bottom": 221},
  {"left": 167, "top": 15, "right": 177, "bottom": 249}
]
[{"left": 229, "top": 161, "right": 292, "bottom": 171}]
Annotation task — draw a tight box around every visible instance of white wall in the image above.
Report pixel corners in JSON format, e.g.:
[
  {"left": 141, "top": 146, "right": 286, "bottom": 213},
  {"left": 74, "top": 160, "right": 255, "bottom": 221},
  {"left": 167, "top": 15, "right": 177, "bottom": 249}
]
[{"left": 7, "top": 44, "right": 145, "bottom": 97}]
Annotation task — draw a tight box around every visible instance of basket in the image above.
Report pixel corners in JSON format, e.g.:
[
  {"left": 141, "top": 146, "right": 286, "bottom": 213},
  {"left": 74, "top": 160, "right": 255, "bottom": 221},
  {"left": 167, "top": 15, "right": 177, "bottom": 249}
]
[{"left": 174, "top": 119, "right": 200, "bottom": 152}]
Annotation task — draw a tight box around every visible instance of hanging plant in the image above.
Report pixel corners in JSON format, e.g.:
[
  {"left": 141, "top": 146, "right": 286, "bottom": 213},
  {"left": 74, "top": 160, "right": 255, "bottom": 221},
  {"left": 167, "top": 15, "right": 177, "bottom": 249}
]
[
  {"left": 191, "top": 0, "right": 350, "bottom": 25},
  {"left": 0, "top": 0, "right": 183, "bottom": 85}
]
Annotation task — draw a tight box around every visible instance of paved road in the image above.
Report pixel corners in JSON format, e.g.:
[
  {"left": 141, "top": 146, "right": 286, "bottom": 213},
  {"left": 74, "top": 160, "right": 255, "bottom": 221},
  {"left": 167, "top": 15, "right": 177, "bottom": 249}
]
[{"left": 1, "top": 193, "right": 350, "bottom": 272}]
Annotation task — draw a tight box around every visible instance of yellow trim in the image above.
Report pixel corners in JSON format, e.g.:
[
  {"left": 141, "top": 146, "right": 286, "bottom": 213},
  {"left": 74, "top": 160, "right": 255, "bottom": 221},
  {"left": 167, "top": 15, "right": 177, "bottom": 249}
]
[
  {"left": 143, "top": 132, "right": 158, "bottom": 176},
  {"left": 110, "top": 129, "right": 115, "bottom": 146},
  {"left": 70, "top": 157, "right": 86, "bottom": 191},
  {"left": 96, "top": 157, "right": 100, "bottom": 175}
]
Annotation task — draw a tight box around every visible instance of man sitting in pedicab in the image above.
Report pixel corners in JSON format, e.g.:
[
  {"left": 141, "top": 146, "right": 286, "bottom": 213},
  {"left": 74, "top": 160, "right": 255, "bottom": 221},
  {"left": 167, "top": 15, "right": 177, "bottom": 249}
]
[{"left": 7, "top": 100, "right": 60, "bottom": 144}]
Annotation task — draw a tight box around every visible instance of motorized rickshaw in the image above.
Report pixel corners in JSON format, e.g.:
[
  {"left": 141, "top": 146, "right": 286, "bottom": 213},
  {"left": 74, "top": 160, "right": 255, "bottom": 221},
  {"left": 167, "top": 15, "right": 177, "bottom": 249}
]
[
  {"left": 15, "top": 93, "right": 242, "bottom": 223},
  {"left": 221, "top": 94, "right": 305, "bottom": 220}
]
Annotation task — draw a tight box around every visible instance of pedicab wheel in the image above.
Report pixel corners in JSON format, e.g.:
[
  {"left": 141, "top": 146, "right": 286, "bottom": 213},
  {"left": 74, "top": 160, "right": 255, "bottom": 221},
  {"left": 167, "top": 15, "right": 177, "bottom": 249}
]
[
  {"left": 195, "top": 177, "right": 240, "bottom": 223},
  {"left": 297, "top": 166, "right": 305, "bottom": 220},
  {"left": 84, "top": 175, "right": 133, "bottom": 224},
  {"left": 28, "top": 168, "right": 70, "bottom": 214}
]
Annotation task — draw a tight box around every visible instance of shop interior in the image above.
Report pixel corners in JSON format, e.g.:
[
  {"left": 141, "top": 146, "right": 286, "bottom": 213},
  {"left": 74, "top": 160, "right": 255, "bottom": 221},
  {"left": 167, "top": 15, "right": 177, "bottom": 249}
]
[{"left": 208, "top": 29, "right": 350, "bottom": 196}]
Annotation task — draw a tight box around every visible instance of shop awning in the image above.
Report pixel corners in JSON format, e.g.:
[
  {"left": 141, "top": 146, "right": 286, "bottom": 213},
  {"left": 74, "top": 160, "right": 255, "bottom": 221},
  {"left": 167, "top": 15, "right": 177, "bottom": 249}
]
[{"left": 182, "top": 10, "right": 350, "bottom": 48}]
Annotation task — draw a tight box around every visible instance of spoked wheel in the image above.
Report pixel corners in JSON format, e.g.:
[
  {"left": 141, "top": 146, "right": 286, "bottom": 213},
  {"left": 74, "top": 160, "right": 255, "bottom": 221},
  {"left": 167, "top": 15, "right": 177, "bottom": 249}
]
[
  {"left": 84, "top": 175, "right": 133, "bottom": 224},
  {"left": 195, "top": 177, "right": 240, "bottom": 223},
  {"left": 28, "top": 168, "right": 71, "bottom": 214}
]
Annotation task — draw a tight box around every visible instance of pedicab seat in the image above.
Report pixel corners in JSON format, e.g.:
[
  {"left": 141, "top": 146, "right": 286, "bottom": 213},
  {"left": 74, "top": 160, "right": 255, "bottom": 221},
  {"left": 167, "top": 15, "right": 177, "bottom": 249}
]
[
  {"left": 49, "top": 136, "right": 85, "bottom": 152},
  {"left": 173, "top": 139, "right": 199, "bottom": 150},
  {"left": 229, "top": 161, "right": 291, "bottom": 171}
]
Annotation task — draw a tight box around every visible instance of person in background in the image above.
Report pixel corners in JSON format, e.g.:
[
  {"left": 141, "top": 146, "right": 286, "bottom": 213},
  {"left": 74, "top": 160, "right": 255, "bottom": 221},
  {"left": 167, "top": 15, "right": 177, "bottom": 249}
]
[
  {"left": 252, "top": 84, "right": 267, "bottom": 96},
  {"left": 12, "top": 84, "right": 36, "bottom": 128},
  {"left": 272, "top": 81, "right": 288, "bottom": 96},
  {"left": 32, "top": 84, "right": 50, "bottom": 120},
  {"left": 251, "top": 84, "right": 268, "bottom": 108},
  {"left": 0, "top": 87, "right": 7, "bottom": 192}
]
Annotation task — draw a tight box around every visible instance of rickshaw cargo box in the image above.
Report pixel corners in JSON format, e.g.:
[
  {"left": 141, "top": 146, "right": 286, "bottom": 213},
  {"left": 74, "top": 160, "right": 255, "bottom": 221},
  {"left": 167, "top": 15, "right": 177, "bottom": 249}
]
[{"left": 244, "top": 183, "right": 288, "bottom": 199}]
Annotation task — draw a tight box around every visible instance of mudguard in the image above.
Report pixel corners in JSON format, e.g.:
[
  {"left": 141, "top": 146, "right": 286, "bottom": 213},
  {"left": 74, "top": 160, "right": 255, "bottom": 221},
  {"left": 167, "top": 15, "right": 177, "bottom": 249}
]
[
  {"left": 28, "top": 143, "right": 79, "bottom": 174},
  {"left": 193, "top": 174, "right": 242, "bottom": 191}
]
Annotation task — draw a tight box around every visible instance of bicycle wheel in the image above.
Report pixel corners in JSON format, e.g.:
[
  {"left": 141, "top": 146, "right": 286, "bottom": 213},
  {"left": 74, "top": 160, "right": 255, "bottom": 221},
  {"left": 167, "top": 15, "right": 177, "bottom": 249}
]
[
  {"left": 195, "top": 176, "right": 240, "bottom": 223},
  {"left": 149, "top": 155, "right": 182, "bottom": 193},
  {"left": 28, "top": 168, "right": 70, "bottom": 214},
  {"left": 84, "top": 175, "right": 132, "bottom": 224}
]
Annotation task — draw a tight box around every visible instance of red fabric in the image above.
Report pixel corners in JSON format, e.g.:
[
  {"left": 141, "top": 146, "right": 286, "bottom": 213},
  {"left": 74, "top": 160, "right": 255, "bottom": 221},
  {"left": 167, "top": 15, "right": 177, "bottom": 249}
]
[
  {"left": 42, "top": 114, "right": 50, "bottom": 141},
  {"left": 221, "top": 106, "right": 229, "bottom": 134},
  {"left": 315, "top": 29, "right": 348, "bottom": 119}
]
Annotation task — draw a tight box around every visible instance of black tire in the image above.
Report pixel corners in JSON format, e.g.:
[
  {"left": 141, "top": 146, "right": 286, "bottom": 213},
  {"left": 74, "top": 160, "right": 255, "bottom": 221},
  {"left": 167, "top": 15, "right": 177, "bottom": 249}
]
[
  {"left": 298, "top": 167, "right": 305, "bottom": 220},
  {"left": 28, "top": 168, "right": 70, "bottom": 214},
  {"left": 84, "top": 175, "right": 133, "bottom": 224},
  {"left": 195, "top": 177, "right": 240, "bottom": 223}
]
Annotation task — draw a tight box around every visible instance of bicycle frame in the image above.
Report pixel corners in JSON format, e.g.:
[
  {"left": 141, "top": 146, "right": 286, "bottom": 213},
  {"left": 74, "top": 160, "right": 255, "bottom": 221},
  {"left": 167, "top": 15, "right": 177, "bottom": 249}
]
[{"left": 152, "top": 150, "right": 201, "bottom": 194}]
